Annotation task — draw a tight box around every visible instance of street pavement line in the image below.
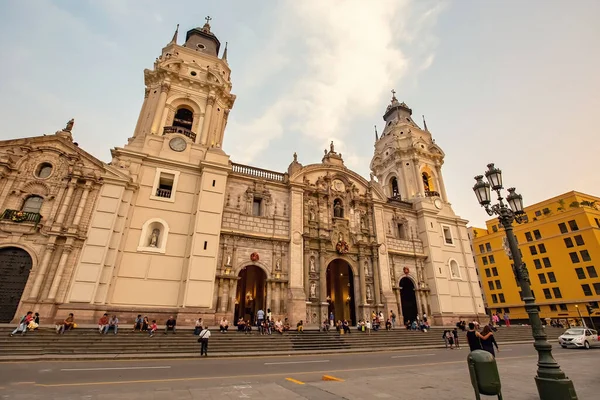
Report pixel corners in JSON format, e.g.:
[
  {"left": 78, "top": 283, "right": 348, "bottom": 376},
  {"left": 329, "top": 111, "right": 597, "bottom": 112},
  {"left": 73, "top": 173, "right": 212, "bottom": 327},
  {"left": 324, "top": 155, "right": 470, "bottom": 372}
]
[
  {"left": 391, "top": 353, "right": 435, "bottom": 359},
  {"left": 60, "top": 366, "right": 171, "bottom": 372},
  {"left": 265, "top": 360, "right": 329, "bottom": 365},
  {"left": 34, "top": 353, "right": 582, "bottom": 388},
  {"left": 285, "top": 378, "right": 305, "bottom": 385},
  {"left": 322, "top": 375, "right": 344, "bottom": 382}
]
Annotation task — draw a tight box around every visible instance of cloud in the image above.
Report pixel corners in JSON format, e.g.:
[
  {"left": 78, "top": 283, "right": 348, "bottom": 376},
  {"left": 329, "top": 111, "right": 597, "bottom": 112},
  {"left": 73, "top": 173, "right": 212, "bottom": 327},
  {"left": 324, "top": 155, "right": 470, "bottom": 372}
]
[{"left": 227, "top": 0, "right": 444, "bottom": 171}]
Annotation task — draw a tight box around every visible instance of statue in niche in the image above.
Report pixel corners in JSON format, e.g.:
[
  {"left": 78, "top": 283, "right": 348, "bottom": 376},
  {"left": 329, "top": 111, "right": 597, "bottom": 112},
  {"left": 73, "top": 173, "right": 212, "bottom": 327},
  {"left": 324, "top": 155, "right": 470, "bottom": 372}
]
[
  {"left": 366, "top": 285, "right": 372, "bottom": 301},
  {"left": 333, "top": 199, "right": 344, "bottom": 218},
  {"left": 309, "top": 257, "right": 316, "bottom": 273},
  {"left": 364, "top": 261, "right": 369, "bottom": 277},
  {"left": 226, "top": 253, "right": 232, "bottom": 266},
  {"left": 338, "top": 232, "right": 344, "bottom": 243},
  {"left": 149, "top": 229, "right": 160, "bottom": 247},
  {"left": 309, "top": 208, "right": 315, "bottom": 221},
  {"left": 450, "top": 261, "right": 460, "bottom": 278},
  {"left": 360, "top": 214, "right": 366, "bottom": 230},
  {"left": 276, "top": 258, "right": 281, "bottom": 271},
  {"left": 310, "top": 281, "right": 317, "bottom": 298}
]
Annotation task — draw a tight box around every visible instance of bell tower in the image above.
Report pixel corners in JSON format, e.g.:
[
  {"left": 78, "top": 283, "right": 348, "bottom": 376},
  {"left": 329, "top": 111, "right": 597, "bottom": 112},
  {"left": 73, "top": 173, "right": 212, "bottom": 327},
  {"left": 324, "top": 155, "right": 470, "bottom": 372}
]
[
  {"left": 129, "top": 17, "right": 235, "bottom": 153},
  {"left": 370, "top": 91, "right": 448, "bottom": 204}
]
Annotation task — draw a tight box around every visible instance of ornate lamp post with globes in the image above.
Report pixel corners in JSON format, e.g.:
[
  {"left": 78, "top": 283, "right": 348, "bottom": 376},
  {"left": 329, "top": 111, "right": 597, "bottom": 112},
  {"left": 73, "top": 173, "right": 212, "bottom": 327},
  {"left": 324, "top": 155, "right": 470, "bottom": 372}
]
[{"left": 473, "top": 163, "right": 578, "bottom": 400}]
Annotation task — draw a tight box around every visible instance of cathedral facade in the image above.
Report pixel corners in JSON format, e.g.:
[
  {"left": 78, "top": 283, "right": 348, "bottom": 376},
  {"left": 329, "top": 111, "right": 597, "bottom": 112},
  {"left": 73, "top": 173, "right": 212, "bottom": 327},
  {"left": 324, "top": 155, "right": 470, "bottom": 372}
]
[{"left": 0, "top": 23, "right": 485, "bottom": 326}]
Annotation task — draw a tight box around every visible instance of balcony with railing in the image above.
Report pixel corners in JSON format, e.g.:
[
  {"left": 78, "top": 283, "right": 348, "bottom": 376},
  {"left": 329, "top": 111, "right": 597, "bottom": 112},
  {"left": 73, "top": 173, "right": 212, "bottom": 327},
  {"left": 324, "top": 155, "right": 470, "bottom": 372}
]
[
  {"left": 155, "top": 188, "right": 172, "bottom": 198},
  {"left": 1, "top": 209, "right": 42, "bottom": 224},
  {"left": 231, "top": 163, "right": 287, "bottom": 183},
  {"left": 163, "top": 126, "right": 197, "bottom": 142},
  {"left": 425, "top": 190, "right": 440, "bottom": 197}
]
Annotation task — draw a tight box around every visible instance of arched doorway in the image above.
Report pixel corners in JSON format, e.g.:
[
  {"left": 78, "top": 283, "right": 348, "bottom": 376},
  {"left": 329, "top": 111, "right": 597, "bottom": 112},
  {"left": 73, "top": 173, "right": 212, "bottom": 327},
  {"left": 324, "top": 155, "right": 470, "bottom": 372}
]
[
  {"left": 0, "top": 247, "right": 33, "bottom": 323},
  {"left": 234, "top": 266, "right": 267, "bottom": 323},
  {"left": 399, "top": 277, "right": 418, "bottom": 324},
  {"left": 326, "top": 259, "right": 356, "bottom": 324}
]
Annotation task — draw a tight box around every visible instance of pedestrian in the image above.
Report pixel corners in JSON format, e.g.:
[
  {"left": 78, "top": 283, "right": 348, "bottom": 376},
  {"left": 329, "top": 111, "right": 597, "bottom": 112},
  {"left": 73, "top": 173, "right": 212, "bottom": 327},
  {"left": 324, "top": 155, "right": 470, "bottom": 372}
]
[
  {"left": 452, "top": 328, "right": 460, "bottom": 349},
  {"left": 466, "top": 322, "right": 483, "bottom": 351},
  {"left": 57, "top": 313, "right": 75, "bottom": 334},
  {"left": 148, "top": 320, "right": 158, "bottom": 337},
  {"left": 257, "top": 308, "right": 265, "bottom": 333},
  {"left": 198, "top": 326, "right": 211, "bottom": 356},
  {"left": 10, "top": 311, "right": 33, "bottom": 336},
  {"left": 329, "top": 311, "right": 334, "bottom": 327},
  {"left": 390, "top": 310, "right": 396, "bottom": 329},
  {"left": 164, "top": 316, "right": 177, "bottom": 334},
  {"left": 133, "top": 314, "right": 143, "bottom": 331},
  {"left": 193, "top": 318, "right": 203, "bottom": 335},
  {"left": 106, "top": 315, "right": 119, "bottom": 334},
  {"left": 503, "top": 312, "right": 510, "bottom": 327},
  {"left": 478, "top": 325, "right": 499, "bottom": 357}
]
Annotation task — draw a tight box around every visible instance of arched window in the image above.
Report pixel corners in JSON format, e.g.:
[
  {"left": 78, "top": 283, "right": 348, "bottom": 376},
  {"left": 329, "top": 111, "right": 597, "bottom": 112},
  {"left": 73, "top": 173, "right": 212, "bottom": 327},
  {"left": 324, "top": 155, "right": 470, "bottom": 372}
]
[
  {"left": 35, "top": 163, "right": 53, "bottom": 179},
  {"left": 22, "top": 196, "right": 43, "bottom": 214},
  {"left": 333, "top": 198, "right": 344, "bottom": 218},
  {"left": 173, "top": 107, "right": 193, "bottom": 129},
  {"left": 390, "top": 177, "right": 400, "bottom": 198},
  {"left": 422, "top": 172, "right": 431, "bottom": 192}
]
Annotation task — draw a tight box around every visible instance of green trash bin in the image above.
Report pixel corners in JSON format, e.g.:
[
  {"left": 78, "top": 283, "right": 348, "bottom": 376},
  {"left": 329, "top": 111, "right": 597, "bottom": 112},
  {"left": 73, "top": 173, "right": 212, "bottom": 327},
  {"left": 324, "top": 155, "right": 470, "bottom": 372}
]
[{"left": 467, "top": 350, "right": 503, "bottom": 400}]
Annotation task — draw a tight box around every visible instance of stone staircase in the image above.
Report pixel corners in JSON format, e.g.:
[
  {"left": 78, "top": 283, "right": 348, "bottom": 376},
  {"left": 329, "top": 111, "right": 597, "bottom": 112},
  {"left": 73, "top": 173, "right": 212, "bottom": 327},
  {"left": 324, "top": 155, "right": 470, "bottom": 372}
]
[{"left": 0, "top": 326, "right": 565, "bottom": 360}]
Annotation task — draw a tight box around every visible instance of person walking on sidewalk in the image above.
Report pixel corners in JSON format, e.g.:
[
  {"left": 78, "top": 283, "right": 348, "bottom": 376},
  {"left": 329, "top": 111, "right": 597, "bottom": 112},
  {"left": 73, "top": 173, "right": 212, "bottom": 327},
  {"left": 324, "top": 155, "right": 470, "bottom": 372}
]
[
  {"left": 452, "top": 328, "right": 460, "bottom": 349},
  {"left": 503, "top": 312, "right": 511, "bottom": 327},
  {"left": 198, "top": 326, "right": 211, "bottom": 357},
  {"left": 478, "top": 325, "right": 499, "bottom": 357},
  {"left": 466, "top": 322, "right": 483, "bottom": 351}
]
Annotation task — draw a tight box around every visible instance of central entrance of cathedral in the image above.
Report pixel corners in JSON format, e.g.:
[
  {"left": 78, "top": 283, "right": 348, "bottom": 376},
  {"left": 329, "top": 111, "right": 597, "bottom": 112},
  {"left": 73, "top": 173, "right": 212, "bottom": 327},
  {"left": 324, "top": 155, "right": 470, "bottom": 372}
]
[
  {"left": 399, "top": 277, "right": 418, "bottom": 324},
  {"left": 326, "top": 259, "right": 356, "bottom": 324},
  {"left": 234, "top": 266, "right": 267, "bottom": 323}
]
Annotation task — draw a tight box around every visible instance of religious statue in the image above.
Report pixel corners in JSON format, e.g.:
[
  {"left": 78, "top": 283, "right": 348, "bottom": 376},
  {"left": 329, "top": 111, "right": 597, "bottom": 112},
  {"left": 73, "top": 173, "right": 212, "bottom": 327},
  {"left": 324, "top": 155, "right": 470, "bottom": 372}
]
[
  {"left": 309, "top": 208, "right": 315, "bottom": 221},
  {"left": 366, "top": 286, "right": 372, "bottom": 301},
  {"left": 293, "top": 152, "right": 298, "bottom": 162},
  {"left": 333, "top": 200, "right": 343, "bottom": 218},
  {"left": 276, "top": 258, "right": 281, "bottom": 271},
  {"left": 64, "top": 118, "right": 74, "bottom": 132},
  {"left": 338, "top": 232, "right": 343, "bottom": 243},
  {"left": 360, "top": 215, "right": 366, "bottom": 230},
  {"left": 330, "top": 141, "right": 335, "bottom": 153},
  {"left": 226, "top": 253, "right": 231, "bottom": 266},
  {"left": 364, "top": 262, "right": 369, "bottom": 277},
  {"left": 149, "top": 229, "right": 160, "bottom": 247},
  {"left": 309, "top": 257, "right": 316, "bottom": 273},
  {"left": 310, "top": 281, "right": 316, "bottom": 298},
  {"left": 450, "top": 261, "right": 460, "bottom": 278}
]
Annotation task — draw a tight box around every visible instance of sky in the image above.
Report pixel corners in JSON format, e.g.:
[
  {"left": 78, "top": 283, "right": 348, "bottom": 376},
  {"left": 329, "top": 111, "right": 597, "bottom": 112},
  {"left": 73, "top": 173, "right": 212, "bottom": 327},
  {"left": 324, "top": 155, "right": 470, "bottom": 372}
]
[{"left": 0, "top": 0, "right": 598, "bottom": 227}]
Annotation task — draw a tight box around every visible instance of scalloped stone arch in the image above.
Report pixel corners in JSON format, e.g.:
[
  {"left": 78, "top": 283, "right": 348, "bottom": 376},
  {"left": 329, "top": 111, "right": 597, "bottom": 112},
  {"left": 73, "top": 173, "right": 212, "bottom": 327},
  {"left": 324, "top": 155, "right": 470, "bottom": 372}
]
[
  {"left": 21, "top": 181, "right": 50, "bottom": 197},
  {"left": 0, "top": 243, "right": 39, "bottom": 268}
]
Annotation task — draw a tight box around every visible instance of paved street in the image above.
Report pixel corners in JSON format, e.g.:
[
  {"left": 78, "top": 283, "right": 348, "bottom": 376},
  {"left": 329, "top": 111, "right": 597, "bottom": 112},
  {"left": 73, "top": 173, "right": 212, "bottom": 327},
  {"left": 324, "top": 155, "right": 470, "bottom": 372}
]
[{"left": 0, "top": 344, "right": 598, "bottom": 399}]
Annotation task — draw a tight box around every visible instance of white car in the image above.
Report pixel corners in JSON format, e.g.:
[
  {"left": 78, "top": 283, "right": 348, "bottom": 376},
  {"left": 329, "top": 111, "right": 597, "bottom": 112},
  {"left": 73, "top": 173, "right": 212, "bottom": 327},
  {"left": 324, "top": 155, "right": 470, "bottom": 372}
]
[{"left": 558, "top": 328, "right": 600, "bottom": 349}]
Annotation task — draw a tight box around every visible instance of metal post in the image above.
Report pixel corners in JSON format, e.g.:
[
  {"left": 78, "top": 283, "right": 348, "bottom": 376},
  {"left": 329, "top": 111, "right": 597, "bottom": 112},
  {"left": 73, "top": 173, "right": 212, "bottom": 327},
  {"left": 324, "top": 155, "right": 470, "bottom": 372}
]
[
  {"left": 575, "top": 306, "right": 585, "bottom": 328},
  {"left": 473, "top": 166, "right": 578, "bottom": 400}
]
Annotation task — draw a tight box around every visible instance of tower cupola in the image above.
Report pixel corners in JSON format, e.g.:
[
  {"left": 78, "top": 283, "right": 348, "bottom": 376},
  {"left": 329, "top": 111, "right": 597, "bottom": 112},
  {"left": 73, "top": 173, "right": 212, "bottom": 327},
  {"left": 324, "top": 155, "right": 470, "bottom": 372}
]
[{"left": 183, "top": 16, "right": 221, "bottom": 57}]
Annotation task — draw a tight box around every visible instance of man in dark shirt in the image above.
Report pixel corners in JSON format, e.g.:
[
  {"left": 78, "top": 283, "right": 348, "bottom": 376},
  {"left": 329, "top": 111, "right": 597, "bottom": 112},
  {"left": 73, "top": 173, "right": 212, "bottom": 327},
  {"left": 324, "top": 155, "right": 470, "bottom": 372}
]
[
  {"left": 466, "top": 322, "right": 483, "bottom": 351},
  {"left": 165, "top": 316, "right": 177, "bottom": 334}
]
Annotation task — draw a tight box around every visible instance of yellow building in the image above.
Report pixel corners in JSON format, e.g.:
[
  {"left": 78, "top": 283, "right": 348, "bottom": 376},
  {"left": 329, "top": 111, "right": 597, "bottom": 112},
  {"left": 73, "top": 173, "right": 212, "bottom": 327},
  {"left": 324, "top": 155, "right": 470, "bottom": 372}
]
[{"left": 470, "top": 191, "right": 600, "bottom": 324}]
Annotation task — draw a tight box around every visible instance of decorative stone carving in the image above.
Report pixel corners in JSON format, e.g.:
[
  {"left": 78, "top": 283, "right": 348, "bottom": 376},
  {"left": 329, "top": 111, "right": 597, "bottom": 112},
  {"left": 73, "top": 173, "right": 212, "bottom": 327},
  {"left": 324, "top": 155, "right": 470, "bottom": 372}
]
[
  {"left": 366, "top": 285, "right": 372, "bottom": 301},
  {"left": 149, "top": 229, "right": 160, "bottom": 247},
  {"left": 275, "top": 258, "right": 281, "bottom": 271},
  {"left": 309, "top": 257, "right": 316, "bottom": 273}
]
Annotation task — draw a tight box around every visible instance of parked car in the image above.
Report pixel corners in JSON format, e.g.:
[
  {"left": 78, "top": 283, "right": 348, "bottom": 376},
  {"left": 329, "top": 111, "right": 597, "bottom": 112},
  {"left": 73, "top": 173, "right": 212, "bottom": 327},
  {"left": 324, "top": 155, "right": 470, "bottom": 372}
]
[{"left": 558, "top": 328, "right": 600, "bottom": 349}]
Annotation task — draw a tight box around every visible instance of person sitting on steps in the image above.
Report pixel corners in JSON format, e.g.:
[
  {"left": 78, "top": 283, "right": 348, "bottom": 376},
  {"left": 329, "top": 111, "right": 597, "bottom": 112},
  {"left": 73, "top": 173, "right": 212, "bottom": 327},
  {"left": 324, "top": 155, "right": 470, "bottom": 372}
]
[
  {"left": 219, "top": 317, "right": 229, "bottom": 333},
  {"left": 297, "top": 320, "right": 304, "bottom": 332},
  {"left": 164, "top": 316, "right": 177, "bottom": 334}
]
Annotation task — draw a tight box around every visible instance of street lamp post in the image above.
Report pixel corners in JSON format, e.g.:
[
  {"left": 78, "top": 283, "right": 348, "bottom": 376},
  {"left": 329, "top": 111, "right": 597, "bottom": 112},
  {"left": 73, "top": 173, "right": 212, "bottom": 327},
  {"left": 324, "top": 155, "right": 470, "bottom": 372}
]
[
  {"left": 574, "top": 305, "right": 586, "bottom": 328},
  {"left": 473, "top": 163, "right": 578, "bottom": 400}
]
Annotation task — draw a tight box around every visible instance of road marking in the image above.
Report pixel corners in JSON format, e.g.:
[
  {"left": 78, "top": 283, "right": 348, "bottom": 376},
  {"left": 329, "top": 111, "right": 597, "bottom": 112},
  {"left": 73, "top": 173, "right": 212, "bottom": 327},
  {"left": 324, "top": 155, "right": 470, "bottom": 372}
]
[
  {"left": 33, "top": 352, "right": 583, "bottom": 388},
  {"left": 264, "top": 360, "right": 330, "bottom": 365},
  {"left": 391, "top": 353, "right": 435, "bottom": 359},
  {"left": 11, "top": 382, "right": 35, "bottom": 385},
  {"left": 285, "top": 377, "right": 305, "bottom": 385},
  {"left": 60, "top": 366, "right": 171, "bottom": 372},
  {"left": 322, "top": 375, "right": 344, "bottom": 382}
]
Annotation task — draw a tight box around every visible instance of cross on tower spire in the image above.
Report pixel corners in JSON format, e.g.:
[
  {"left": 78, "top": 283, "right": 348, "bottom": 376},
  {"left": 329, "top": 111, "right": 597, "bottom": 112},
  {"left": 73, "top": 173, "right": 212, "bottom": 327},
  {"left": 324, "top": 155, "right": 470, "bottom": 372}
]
[
  {"left": 205, "top": 16, "right": 212, "bottom": 24},
  {"left": 391, "top": 89, "right": 397, "bottom": 100}
]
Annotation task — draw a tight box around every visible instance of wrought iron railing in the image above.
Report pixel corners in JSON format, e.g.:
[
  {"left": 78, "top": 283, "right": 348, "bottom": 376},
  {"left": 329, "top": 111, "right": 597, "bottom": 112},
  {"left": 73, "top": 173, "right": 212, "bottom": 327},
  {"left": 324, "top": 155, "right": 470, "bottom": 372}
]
[
  {"left": 1, "top": 209, "right": 42, "bottom": 224},
  {"left": 155, "top": 188, "right": 172, "bottom": 198},
  {"left": 163, "top": 126, "right": 197, "bottom": 141},
  {"left": 231, "top": 163, "right": 286, "bottom": 182},
  {"left": 425, "top": 190, "right": 440, "bottom": 197}
]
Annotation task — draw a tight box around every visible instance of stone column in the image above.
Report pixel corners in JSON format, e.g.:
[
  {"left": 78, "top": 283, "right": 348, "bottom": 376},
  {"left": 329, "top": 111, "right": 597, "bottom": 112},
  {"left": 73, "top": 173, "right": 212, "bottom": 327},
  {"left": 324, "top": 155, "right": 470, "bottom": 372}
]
[
  {"left": 218, "top": 109, "right": 230, "bottom": 146},
  {"left": 220, "top": 278, "right": 229, "bottom": 313},
  {"left": 29, "top": 243, "right": 55, "bottom": 300},
  {"left": 372, "top": 254, "right": 382, "bottom": 306},
  {"left": 228, "top": 279, "right": 237, "bottom": 313},
  {"left": 435, "top": 164, "right": 448, "bottom": 202},
  {"left": 352, "top": 274, "right": 360, "bottom": 324},
  {"left": 413, "top": 158, "right": 424, "bottom": 196},
  {"left": 216, "top": 278, "right": 224, "bottom": 312},
  {"left": 133, "top": 88, "right": 150, "bottom": 136},
  {"left": 273, "top": 281, "right": 280, "bottom": 314},
  {"left": 200, "top": 95, "right": 216, "bottom": 145},
  {"left": 71, "top": 181, "right": 92, "bottom": 227},
  {"left": 415, "top": 288, "right": 423, "bottom": 317},
  {"left": 394, "top": 288, "right": 403, "bottom": 323},
  {"left": 304, "top": 245, "right": 311, "bottom": 301},
  {"left": 194, "top": 113, "right": 205, "bottom": 144},
  {"left": 55, "top": 178, "right": 77, "bottom": 225},
  {"left": 47, "top": 245, "right": 73, "bottom": 300},
  {"left": 358, "top": 253, "right": 367, "bottom": 306},
  {"left": 319, "top": 250, "right": 327, "bottom": 302},
  {"left": 266, "top": 280, "right": 273, "bottom": 313},
  {"left": 150, "top": 83, "right": 169, "bottom": 135}
]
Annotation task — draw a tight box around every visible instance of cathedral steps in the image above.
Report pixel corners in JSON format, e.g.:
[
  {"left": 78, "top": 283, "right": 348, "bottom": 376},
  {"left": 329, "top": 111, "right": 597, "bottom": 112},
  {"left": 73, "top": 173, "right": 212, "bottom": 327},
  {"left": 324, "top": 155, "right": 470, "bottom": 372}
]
[{"left": 0, "top": 326, "right": 564, "bottom": 359}]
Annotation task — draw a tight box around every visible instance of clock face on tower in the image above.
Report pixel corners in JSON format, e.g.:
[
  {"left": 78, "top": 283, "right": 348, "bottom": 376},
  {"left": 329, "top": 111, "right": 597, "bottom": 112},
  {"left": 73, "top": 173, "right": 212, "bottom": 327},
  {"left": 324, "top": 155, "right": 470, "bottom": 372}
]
[
  {"left": 434, "top": 198, "right": 443, "bottom": 210},
  {"left": 169, "top": 137, "right": 187, "bottom": 152}
]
